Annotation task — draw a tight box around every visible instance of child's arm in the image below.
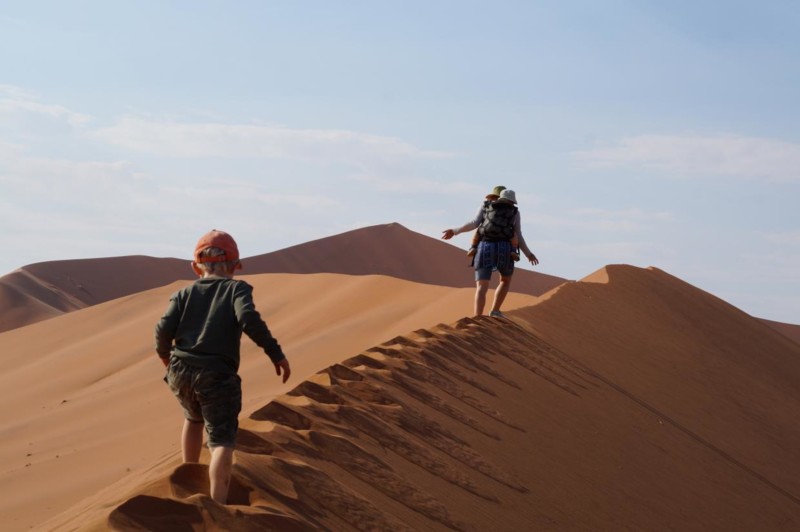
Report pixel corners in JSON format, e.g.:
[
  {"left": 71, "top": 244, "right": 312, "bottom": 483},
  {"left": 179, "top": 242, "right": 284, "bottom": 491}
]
[
  {"left": 154, "top": 294, "right": 181, "bottom": 366},
  {"left": 471, "top": 230, "right": 482, "bottom": 247},
  {"left": 233, "top": 282, "right": 291, "bottom": 382}
]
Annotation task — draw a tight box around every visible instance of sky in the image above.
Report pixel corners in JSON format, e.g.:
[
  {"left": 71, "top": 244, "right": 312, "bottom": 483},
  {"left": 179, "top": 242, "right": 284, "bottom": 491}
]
[{"left": 1, "top": 0, "right": 799, "bottom": 323}]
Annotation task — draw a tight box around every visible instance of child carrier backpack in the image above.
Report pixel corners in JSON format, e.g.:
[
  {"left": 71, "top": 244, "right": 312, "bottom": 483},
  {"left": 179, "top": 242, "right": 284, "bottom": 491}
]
[{"left": 478, "top": 201, "right": 518, "bottom": 241}]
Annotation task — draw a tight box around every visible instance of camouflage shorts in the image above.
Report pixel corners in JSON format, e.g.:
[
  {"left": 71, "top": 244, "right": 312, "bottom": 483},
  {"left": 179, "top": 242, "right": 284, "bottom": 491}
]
[{"left": 166, "top": 357, "right": 242, "bottom": 448}]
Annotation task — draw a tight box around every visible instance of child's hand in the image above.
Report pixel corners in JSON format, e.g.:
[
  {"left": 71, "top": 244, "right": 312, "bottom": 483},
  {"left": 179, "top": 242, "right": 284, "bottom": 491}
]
[{"left": 275, "top": 358, "right": 291, "bottom": 383}]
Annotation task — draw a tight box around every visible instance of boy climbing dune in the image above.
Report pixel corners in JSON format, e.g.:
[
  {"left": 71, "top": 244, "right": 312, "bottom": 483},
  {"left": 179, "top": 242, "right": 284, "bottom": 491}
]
[{"left": 155, "top": 229, "right": 290, "bottom": 504}]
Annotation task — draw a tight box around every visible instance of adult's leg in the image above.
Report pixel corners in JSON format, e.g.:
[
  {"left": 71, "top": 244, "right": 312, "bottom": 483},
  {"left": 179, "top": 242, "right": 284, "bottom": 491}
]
[
  {"left": 490, "top": 274, "right": 513, "bottom": 313},
  {"left": 182, "top": 419, "right": 204, "bottom": 463},
  {"left": 474, "top": 280, "right": 490, "bottom": 316},
  {"left": 209, "top": 446, "right": 234, "bottom": 504}
]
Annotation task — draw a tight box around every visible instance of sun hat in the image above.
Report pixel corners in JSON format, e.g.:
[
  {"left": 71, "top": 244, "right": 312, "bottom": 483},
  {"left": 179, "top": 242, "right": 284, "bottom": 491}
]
[
  {"left": 487, "top": 185, "right": 506, "bottom": 198},
  {"left": 194, "top": 229, "right": 242, "bottom": 268},
  {"left": 499, "top": 189, "right": 517, "bottom": 204}
]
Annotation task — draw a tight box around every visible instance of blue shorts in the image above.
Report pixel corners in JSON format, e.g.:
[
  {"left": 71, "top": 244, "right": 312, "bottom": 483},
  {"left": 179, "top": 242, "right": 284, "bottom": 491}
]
[
  {"left": 474, "top": 240, "right": 514, "bottom": 281},
  {"left": 166, "top": 357, "right": 242, "bottom": 448}
]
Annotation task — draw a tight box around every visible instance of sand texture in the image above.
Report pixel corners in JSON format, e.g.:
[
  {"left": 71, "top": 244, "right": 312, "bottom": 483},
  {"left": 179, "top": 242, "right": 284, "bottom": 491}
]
[{"left": 2, "top": 226, "right": 799, "bottom": 531}]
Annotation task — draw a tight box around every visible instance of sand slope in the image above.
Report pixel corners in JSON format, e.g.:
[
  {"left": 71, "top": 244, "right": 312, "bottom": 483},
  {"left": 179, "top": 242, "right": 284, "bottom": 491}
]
[
  {"left": 36, "top": 264, "right": 800, "bottom": 531},
  {"left": 0, "top": 223, "right": 567, "bottom": 333},
  {"left": 0, "top": 273, "right": 537, "bottom": 531}
]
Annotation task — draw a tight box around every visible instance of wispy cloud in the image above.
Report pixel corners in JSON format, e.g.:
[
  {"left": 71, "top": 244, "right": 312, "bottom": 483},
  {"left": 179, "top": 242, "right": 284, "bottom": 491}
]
[
  {"left": 575, "top": 134, "right": 800, "bottom": 182},
  {"left": 0, "top": 84, "right": 91, "bottom": 126},
  {"left": 90, "top": 116, "right": 454, "bottom": 164}
]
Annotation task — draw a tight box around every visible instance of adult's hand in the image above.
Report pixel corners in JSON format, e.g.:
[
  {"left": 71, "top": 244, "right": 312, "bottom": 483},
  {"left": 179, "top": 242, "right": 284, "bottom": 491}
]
[
  {"left": 528, "top": 254, "right": 539, "bottom": 266},
  {"left": 441, "top": 229, "right": 455, "bottom": 240},
  {"left": 275, "top": 358, "right": 291, "bottom": 383}
]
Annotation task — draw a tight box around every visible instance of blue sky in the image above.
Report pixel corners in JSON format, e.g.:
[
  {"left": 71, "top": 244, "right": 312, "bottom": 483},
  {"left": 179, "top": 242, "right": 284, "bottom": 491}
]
[{"left": 1, "top": 1, "right": 799, "bottom": 322}]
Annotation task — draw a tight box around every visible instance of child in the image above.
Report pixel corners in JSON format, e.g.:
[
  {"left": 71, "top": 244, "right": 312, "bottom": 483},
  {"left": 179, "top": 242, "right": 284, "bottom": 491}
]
[
  {"left": 155, "top": 229, "right": 290, "bottom": 504},
  {"left": 466, "top": 185, "right": 521, "bottom": 261}
]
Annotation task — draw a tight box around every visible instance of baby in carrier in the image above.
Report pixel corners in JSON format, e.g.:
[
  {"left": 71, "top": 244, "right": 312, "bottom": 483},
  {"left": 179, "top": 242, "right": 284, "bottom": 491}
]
[{"left": 467, "top": 186, "right": 520, "bottom": 262}]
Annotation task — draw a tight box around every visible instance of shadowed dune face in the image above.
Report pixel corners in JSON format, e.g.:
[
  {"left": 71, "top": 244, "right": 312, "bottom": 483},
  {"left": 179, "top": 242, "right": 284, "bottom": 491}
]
[
  {"left": 0, "top": 256, "right": 193, "bottom": 332},
  {"left": 64, "top": 266, "right": 800, "bottom": 531}
]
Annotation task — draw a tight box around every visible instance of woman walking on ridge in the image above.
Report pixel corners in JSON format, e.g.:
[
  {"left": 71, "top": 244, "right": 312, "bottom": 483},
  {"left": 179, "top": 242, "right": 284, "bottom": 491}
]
[{"left": 442, "top": 188, "right": 539, "bottom": 317}]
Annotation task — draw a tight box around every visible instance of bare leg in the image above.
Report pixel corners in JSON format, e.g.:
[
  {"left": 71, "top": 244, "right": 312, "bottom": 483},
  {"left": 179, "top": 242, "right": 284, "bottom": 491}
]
[
  {"left": 182, "top": 419, "right": 204, "bottom": 463},
  {"left": 474, "top": 280, "right": 490, "bottom": 316},
  {"left": 490, "top": 275, "right": 512, "bottom": 313},
  {"left": 209, "top": 446, "right": 234, "bottom": 504}
]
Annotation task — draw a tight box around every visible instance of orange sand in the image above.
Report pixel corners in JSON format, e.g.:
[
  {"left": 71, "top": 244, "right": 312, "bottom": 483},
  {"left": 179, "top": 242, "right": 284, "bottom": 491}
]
[{"left": 1, "top": 227, "right": 799, "bottom": 531}]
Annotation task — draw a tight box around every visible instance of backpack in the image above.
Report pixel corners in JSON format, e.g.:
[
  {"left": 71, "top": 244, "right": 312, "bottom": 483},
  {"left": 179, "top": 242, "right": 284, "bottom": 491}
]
[{"left": 478, "top": 200, "right": 518, "bottom": 241}]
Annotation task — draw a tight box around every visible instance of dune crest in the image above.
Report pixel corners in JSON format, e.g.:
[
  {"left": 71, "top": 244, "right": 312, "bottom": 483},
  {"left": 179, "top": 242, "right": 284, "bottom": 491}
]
[{"left": 0, "top": 223, "right": 567, "bottom": 333}]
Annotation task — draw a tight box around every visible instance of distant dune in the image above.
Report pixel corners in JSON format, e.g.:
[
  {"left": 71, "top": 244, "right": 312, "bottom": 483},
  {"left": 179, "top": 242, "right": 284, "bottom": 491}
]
[
  {"left": 244, "top": 222, "right": 568, "bottom": 296},
  {"left": 20, "top": 265, "right": 800, "bottom": 531},
  {"left": 759, "top": 317, "right": 800, "bottom": 345},
  {"left": 0, "top": 256, "right": 193, "bottom": 333},
  {"left": 0, "top": 223, "right": 566, "bottom": 333}
]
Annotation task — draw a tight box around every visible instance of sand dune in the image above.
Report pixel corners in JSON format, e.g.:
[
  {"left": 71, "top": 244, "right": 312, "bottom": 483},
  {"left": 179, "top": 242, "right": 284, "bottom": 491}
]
[
  {"left": 0, "top": 256, "right": 193, "bottom": 333},
  {"left": 0, "top": 272, "right": 537, "bottom": 531},
  {"left": 29, "top": 264, "right": 800, "bottom": 531},
  {"left": 759, "top": 317, "right": 800, "bottom": 345},
  {"left": 3, "top": 218, "right": 798, "bottom": 530},
  {"left": 244, "top": 223, "right": 567, "bottom": 296},
  {"left": 0, "top": 223, "right": 567, "bottom": 333}
]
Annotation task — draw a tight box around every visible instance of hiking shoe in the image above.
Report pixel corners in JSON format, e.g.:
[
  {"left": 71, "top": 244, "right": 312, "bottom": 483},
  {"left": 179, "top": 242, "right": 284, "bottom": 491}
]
[
  {"left": 510, "top": 251, "right": 520, "bottom": 262},
  {"left": 489, "top": 310, "right": 506, "bottom": 318},
  {"left": 466, "top": 246, "right": 477, "bottom": 257}
]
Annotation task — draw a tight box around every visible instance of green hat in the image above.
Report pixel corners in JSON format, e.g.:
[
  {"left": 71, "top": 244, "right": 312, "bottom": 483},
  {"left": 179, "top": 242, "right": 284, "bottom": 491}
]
[{"left": 488, "top": 185, "right": 506, "bottom": 198}]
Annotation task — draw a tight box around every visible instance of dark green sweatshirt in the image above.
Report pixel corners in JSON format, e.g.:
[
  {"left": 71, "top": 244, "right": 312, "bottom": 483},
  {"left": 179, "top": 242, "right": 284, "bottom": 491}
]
[{"left": 154, "top": 277, "right": 286, "bottom": 374}]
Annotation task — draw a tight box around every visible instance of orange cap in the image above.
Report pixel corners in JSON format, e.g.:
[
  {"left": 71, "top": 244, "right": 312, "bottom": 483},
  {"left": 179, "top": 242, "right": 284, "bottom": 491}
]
[{"left": 193, "top": 230, "right": 242, "bottom": 268}]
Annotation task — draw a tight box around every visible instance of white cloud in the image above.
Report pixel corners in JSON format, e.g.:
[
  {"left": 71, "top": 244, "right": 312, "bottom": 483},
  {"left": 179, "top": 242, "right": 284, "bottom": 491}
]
[
  {"left": 90, "top": 116, "right": 454, "bottom": 164},
  {"left": 0, "top": 84, "right": 91, "bottom": 126},
  {"left": 575, "top": 134, "right": 800, "bottom": 182}
]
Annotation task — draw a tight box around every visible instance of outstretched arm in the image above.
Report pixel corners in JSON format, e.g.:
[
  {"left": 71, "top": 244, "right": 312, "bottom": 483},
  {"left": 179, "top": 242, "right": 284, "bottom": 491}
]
[{"left": 442, "top": 205, "right": 484, "bottom": 240}]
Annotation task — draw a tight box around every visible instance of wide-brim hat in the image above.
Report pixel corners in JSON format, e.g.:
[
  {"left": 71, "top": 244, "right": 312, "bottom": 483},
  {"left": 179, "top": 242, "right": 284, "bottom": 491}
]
[{"left": 499, "top": 189, "right": 517, "bottom": 204}]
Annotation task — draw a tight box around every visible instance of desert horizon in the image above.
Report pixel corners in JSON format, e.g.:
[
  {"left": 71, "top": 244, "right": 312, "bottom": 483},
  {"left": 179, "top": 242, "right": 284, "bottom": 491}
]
[{"left": 1, "top": 224, "right": 799, "bottom": 531}]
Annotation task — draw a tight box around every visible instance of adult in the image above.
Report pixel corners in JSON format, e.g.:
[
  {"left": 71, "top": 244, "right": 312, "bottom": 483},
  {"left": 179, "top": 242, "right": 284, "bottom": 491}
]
[{"left": 442, "top": 189, "right": 539, "bottom": 317}]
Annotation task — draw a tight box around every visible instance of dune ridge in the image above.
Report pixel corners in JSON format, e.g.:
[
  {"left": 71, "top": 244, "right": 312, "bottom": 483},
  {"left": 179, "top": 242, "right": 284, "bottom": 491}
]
[
  {"left": 0, "top": 223, "right": 567, "bottom": 333},
  {"left": 39, "top": 265, "right": 800, "bottom": 531}
]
